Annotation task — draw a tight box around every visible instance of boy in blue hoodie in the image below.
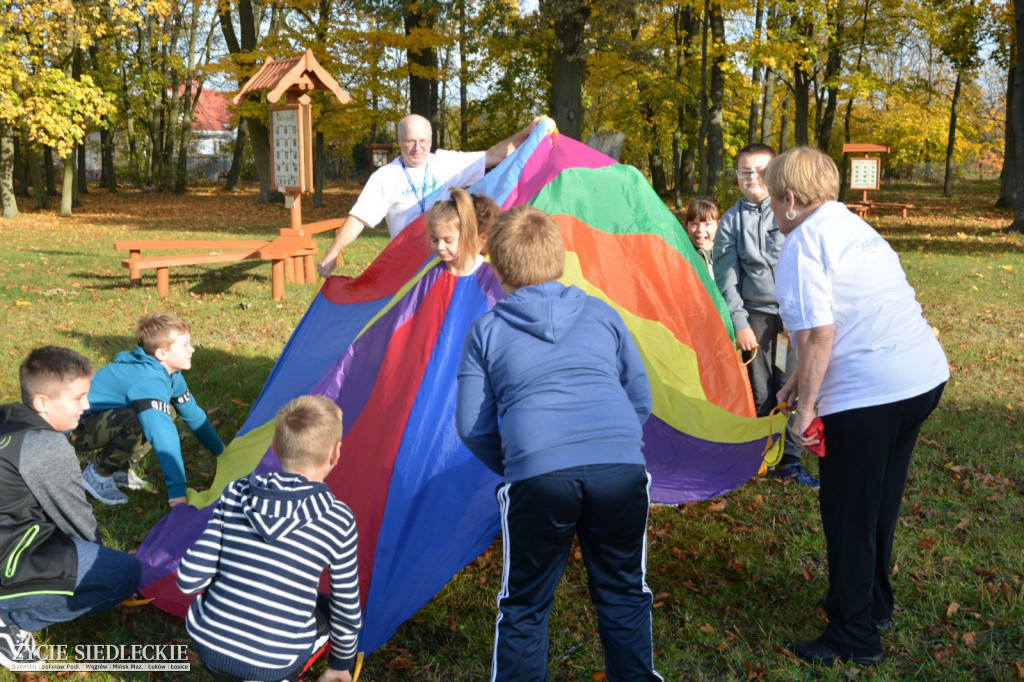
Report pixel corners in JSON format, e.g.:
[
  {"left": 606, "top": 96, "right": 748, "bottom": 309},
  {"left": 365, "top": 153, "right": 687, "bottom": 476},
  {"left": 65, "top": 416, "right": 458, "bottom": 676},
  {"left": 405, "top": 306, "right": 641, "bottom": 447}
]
[
  {"left": 73, "top": 311, "right": 224, "bottom": 507},
  {"left": 456, "top": 206, "right": 661, "bottom": 682}
]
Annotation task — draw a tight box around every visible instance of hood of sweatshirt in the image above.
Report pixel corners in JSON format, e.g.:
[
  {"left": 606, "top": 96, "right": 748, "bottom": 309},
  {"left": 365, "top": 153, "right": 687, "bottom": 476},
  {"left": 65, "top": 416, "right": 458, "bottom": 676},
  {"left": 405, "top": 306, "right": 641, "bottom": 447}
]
[
  {"left": 241, "top": 472, "right": 337, "bottom": 542},
  {"left": 114, "top": 346, "right": 166, "bottom": 369},
  {"left": 492, "top": 281, "right": 586, "bottom": 343},
  {"left": 0, "top": 402, "right": 51, "bottom": 438}
]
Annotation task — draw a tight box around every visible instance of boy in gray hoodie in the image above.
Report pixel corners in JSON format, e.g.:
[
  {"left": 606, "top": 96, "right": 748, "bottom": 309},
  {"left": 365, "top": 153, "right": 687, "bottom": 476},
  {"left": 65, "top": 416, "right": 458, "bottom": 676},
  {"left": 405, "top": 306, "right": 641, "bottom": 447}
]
[
  {"left": 0, "top": 347, "right": 139, "bottom": 669},
  {"left": 713, "top": 144, "right": 817, "bottom": 487}
]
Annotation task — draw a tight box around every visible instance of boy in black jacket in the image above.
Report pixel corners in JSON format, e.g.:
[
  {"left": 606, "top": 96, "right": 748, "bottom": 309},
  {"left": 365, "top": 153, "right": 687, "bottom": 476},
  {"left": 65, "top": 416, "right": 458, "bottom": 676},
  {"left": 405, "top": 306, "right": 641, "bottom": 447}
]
[{"left": 0, "top": 347, "right": 140, "bottom": 670}]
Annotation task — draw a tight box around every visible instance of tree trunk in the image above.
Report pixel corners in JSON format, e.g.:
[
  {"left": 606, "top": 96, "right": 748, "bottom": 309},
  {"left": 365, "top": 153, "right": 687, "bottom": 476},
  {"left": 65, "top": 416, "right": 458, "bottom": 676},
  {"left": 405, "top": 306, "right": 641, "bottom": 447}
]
[
  {"left": 77, "top": 142, "right": 89, "bottom": 194},
  {"left": 707, "top": 2, "right": 725, "bottom": 198},
  {"left": 778, "top": 96, "right": 790, "bottom": 152},
  {"left": 944, "top": 70, "right": 962, "bottom": 198},
  {"left": 61, "top": 152, "right": 75, "bottom": 217},
  {"left": 1010, "top": 0, "right": 1024, "bottom": 232},
  {"left": 44, "top": 146, "right": 57, "bottom": 195},
  {"left": 747, "top": 0, "right": 764, "bottom": 145},
  {"left": 0, "top": 121, "right": 21, "bottom": 217},
  {"left": 71, "top": 148, "right": 80, "bottom": 208},
  {"left": 247, "top": 117, "right": 281, "bottom": 204},
  {"left": 173, "top": 84, "right": 196, "bottom": 194},
  {"left": 313, "top": 131, "right": 324, "bottom": 208},
  {"left": 22, "top": 127, "right": 46, "bottom": 210},
  {"left": 996, "top": 65, "right": 1016, "bottom": 209},
  {"left": 815, "top": 16, "right": 842, "bottom": 153},
  {"left": 673, "top": 3, "right": 699, "bottom": 208},
  {"left": 545, "top": 0, "right": 589, "bottom": 140},
  {"left": 13, "top": 131, "right": 28, "bottom": 197},
  {"left": 760, "top": 67, "right": 775, "bottom": 143},
  {"left": 405, "top": 6, "right": 438, "bottom": 142},
  {"left": 792, "top": 65, "right": 810, "bottom": 147},
  {"left": 223, "top": 117, "right": 247, "bottom": 191},
  {"left": 102, "top": 128, "right": 117, "bottom": 192},
  {"left": 459, "top": 0, "right": 469, "bottom": 148},
  {"left": 696, "top": 0, "right": 710, "bottom": 195}
]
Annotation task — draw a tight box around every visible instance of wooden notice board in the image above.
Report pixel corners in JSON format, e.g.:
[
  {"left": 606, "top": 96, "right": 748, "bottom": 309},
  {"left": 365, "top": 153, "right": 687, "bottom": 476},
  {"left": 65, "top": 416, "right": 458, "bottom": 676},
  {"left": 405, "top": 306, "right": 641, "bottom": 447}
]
[
  {"left": 849, "top": 157, "right": 881, "bottom": 191},
  {"left": 270, "top": 104, "right": 313, "bottom": 193}
]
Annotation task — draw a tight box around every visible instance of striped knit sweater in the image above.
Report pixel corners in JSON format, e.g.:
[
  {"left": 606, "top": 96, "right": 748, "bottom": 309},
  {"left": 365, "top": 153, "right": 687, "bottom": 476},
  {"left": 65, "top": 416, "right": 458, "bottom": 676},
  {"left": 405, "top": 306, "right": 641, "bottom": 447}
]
[{"left": 177, "top": 472, "right": 361, "bottom": 680}]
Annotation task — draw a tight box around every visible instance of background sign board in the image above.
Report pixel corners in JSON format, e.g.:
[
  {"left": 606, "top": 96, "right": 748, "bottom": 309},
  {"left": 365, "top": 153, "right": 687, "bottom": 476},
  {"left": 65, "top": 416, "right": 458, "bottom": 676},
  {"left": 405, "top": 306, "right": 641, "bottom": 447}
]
[
  {"left": 270, "top": 104, "right": 313, "bottom": 192},
  {"left": 850, "top": 157, "right": 881, "bottom": 191}
]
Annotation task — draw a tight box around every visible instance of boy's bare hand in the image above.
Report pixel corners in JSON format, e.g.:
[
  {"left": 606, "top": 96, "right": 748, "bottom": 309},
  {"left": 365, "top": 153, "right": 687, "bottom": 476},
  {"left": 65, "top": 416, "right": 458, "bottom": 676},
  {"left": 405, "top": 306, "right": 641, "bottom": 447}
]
[
  {"left": 168, "top": 496, "right": 187, "bottom": 507},
  {"left": 317, "top": 669, "right": 352, "bottom": 682},
  {"left": 735, "top": 327, "right": 758, "bottom": 352}
]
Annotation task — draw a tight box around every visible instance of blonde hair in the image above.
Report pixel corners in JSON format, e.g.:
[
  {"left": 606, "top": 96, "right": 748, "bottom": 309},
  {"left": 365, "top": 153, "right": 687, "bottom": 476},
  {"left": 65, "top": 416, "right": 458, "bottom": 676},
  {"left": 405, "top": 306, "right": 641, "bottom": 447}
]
[
  {"left": 762, "top": 146, "right": 841, "bottom": 206},
  {"left": 487, "top": 205, "right": 564, "bottom": 289},
  {"left": 136, "top": 311, "right": 190, "bottom": 355},
  {"left": 272, "top": 395, "right": 343, "bottom": 472},
  {"left": 20, "top": 346, "right": 93, "bottom": 405},
  {"left": 427, "top": 188, "right": 480, "bottom": 272}
]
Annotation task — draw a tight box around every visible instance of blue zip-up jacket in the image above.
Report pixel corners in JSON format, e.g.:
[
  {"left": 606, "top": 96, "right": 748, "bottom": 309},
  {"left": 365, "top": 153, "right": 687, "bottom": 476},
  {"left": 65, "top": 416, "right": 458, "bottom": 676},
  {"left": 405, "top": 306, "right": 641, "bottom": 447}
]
[
  {"left": 85, "top": 347, "right": 224, "bottom": 498},
  {"left": 712, "top": 196, "right": 785, "bottom": 333},
  {"left": 456, "top": 281, "right": 652, "bottom": 483}
]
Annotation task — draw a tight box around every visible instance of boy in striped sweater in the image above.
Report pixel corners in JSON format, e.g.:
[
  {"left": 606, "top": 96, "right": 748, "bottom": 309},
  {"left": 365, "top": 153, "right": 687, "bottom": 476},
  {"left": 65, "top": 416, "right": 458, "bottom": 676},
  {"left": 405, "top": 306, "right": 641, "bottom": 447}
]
[{"left": 177, "top": 395, "right": 361, "bottom": 682}]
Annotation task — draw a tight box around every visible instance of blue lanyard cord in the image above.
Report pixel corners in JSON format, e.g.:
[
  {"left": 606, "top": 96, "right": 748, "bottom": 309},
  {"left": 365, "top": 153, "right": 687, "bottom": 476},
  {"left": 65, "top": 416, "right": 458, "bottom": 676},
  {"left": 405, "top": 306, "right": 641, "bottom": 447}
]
[{"left": 400, "top": 159, "right": 431, "bottom": 213}]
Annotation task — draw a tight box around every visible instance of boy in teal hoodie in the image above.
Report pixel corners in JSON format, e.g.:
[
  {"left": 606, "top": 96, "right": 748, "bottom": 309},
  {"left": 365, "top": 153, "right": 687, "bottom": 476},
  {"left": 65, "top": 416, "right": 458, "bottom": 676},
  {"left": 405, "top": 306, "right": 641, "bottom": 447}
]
[{"left": 73, "top": 311, "right": 223, "bottom": 507}]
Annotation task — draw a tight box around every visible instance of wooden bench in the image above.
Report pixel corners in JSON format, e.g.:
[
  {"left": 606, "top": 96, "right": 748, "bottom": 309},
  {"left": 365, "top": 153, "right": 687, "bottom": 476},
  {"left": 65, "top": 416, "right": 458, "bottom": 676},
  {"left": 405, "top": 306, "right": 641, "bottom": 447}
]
[
  {"left": 843, "top": 202, "right": 914, "bottom": 219},
  {"left": 866, "top": 201, "right": 915, "bottom": 219},
  {"left": 117, "top": 238, "right": 318, "bottom": 298}
]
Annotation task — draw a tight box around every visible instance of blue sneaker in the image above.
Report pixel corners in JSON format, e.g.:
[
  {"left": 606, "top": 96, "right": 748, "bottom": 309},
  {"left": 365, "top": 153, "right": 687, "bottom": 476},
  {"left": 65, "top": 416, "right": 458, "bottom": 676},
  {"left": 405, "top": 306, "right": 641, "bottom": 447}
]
[{"left": 773, "top": 464, "right": 820, "bottom": 489}]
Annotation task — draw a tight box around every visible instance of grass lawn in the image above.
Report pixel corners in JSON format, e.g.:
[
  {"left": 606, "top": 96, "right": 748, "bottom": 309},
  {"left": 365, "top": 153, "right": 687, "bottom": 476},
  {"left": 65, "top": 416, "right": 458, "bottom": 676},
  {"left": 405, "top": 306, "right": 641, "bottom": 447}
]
[{"left": 0, "top": 180, "right": 1021, "bottom": 681}]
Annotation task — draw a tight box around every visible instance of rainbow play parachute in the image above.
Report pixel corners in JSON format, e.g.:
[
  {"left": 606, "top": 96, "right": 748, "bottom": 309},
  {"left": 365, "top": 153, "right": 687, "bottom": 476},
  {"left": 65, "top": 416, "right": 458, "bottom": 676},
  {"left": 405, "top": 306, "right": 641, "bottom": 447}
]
[{"left": 136, "top": 119, "right": 784, "bottom": 654}]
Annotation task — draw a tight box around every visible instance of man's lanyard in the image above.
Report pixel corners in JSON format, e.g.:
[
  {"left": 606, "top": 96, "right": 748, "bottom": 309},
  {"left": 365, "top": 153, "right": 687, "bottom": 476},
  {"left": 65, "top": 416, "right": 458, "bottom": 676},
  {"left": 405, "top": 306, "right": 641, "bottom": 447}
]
[{"left": 400, "top": 158, "right": 431, "bottom": 213}]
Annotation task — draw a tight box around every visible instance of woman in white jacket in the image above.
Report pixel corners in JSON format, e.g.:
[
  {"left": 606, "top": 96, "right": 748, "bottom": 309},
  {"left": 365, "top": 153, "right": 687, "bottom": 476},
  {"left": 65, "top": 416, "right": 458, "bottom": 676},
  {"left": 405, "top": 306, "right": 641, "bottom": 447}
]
[{"left": 764, "top": 147, "right": 949, "bottom": 667}]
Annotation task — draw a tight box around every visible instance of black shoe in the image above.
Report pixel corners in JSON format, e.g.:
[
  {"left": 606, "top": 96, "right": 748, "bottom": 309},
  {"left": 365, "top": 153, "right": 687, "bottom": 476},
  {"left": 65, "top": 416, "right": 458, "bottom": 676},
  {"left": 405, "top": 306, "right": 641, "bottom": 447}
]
[
  {"left": 0, "top": 616, "right": 42, "bottom": 669},
  {"left": 791, "top": 637, "right": 883, "bottom": 667}
]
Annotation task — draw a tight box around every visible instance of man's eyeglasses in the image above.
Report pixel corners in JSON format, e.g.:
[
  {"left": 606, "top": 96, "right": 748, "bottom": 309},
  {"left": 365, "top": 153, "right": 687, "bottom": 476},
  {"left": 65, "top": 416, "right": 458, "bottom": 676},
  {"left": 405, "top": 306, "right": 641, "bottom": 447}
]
[{"left": 737, "top": 169, "right": 764, "bottom": 179}]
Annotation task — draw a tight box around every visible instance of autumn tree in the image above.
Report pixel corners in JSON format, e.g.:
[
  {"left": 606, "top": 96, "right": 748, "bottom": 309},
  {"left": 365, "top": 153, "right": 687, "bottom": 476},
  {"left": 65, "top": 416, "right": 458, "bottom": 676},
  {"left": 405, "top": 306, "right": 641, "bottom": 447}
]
[
  {"left": 1010, "top": 0, "right": 1023, "bottom": 231},
  {"left": 929, "top": 0, "right": 986, "bottom": 197},
  {"left": 0, "top": 0, "right": 156, "bottom": 217}
]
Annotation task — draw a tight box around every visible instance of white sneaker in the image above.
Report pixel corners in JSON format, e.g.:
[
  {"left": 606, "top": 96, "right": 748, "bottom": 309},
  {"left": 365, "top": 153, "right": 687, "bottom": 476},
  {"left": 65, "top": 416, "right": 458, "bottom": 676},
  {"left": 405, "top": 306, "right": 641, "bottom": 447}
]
[
  {"left": 112, "top": 469, "right": 150, "bottom": 491},
  {"left": 0, "top": 615, "right": 42, "bottom": 669},
  {"left": 81, "top": 463, "right": 128, "bottom": 505}
]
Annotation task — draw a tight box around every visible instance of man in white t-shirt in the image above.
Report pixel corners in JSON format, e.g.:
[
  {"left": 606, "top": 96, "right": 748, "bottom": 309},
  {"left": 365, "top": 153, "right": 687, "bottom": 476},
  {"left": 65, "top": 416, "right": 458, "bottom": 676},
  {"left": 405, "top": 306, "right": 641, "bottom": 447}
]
[{"left": 317, "top": 114, "right": 540, "bottom": 277}]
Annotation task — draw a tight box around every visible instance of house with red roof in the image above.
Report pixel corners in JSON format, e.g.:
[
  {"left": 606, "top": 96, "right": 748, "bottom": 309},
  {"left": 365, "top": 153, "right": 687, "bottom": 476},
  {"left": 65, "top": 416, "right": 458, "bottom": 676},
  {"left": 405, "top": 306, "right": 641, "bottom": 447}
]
[{"left": 187, "top": 86, "right": 236, "bottom": 181}]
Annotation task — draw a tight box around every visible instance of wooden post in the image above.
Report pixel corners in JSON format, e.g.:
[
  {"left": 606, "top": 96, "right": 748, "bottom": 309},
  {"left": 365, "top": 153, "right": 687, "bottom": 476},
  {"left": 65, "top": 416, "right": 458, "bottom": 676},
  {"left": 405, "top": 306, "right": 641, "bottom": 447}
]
[
  {"left": 156, "top": 268, "right": 170, "bottom": 296},
  {"left": 128, "top": 250, "right": 142, "bottom": 286},
  {"left": 304, "top": 254, "right": 316, "bottom": 282},
  {"left": 272, "top": 259, "right": 285, "bottom": 300}
]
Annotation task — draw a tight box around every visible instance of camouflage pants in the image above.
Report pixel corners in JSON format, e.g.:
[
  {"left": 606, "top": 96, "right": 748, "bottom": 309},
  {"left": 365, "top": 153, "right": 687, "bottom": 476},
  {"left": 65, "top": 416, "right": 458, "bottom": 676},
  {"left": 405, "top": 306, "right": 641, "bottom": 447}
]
[{"left": 72, "top": 407, "right": 152, "bottom": 476}]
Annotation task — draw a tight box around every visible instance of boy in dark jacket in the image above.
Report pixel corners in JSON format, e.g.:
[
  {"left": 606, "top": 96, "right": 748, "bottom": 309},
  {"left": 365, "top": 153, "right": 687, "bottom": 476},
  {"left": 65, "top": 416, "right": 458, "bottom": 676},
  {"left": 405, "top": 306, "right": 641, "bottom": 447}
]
[
  {"left": 456, "top": 206, "right": 662, "bottom": 682},
  {"left": 0, "top": 347, "right": 140, "bottom": 669},
  {"left": 73, "top": 311, "right": 224, "bottom": 507}
]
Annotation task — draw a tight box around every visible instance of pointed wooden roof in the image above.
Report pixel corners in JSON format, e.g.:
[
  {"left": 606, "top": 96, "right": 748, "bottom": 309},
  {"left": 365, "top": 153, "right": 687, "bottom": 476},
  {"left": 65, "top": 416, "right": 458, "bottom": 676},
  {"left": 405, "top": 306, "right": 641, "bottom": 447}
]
[{"left": 232, "top": 49, "right": 350, "bottom": 105}]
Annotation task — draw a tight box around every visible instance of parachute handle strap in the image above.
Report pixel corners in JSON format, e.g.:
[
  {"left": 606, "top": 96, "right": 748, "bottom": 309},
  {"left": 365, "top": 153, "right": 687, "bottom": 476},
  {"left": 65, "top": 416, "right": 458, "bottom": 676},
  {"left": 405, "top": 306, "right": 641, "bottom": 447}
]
[{"left": 758, "top": 400, "right": 789, "bottom": 474}]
